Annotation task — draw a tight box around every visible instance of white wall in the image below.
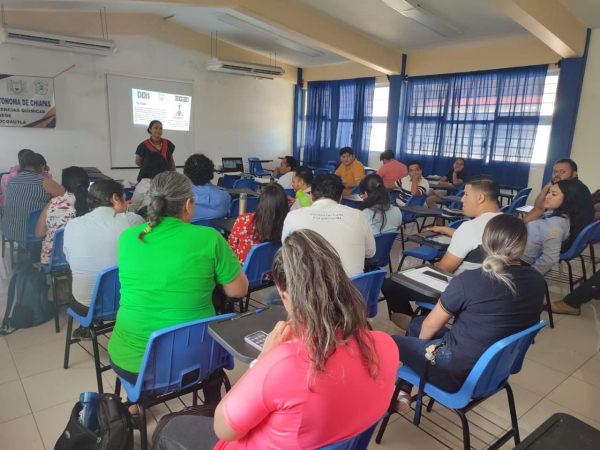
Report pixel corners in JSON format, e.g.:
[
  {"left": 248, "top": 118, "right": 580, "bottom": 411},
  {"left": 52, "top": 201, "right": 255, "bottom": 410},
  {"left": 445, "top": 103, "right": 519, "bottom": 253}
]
[
  {"left": 0, "top": 34, "right": 294, "bottom": 183},
  {"left": 571, "top": 29, "right": 600, "bottom": 193}
]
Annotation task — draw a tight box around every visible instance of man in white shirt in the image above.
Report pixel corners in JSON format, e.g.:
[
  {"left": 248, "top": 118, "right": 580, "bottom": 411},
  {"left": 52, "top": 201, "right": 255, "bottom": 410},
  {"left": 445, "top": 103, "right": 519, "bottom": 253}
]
[
  {"left": 386, "top": 160, "right": 429, "bottom": 206},
  {"left": 289, "top": 165, "right": 313, "bottom": 211},
  {"left": 270, "top": 156, "right": 297, "bottom": 190},
  {"left": 282, "top": 173, "right": 376, "bottom": 277}
]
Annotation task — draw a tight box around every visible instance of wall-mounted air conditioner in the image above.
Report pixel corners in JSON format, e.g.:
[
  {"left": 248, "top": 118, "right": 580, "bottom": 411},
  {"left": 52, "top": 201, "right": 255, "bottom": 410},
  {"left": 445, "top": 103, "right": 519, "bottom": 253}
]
[{"left": 206, "top": 58, "right": 284, "bottom": 80}]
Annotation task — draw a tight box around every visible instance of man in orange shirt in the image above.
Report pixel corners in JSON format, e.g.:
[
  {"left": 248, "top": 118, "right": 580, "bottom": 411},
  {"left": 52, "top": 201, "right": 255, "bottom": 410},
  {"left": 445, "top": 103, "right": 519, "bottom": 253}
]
[
  {"left": 377, "top": 149, "right": 408, "bottom": 185},
  {"left": 334, "top": 147, "right": 365, "bottom": 195}
]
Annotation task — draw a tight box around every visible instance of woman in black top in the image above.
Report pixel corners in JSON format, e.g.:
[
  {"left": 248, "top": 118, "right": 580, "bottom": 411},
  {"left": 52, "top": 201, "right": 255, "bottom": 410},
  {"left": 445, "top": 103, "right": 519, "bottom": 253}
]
[
  {"left": 426, "top": 158, "right": 467, "bottom": 209},
  {"left": 135, "top": 120, "right": 175, "bottom": 181}
]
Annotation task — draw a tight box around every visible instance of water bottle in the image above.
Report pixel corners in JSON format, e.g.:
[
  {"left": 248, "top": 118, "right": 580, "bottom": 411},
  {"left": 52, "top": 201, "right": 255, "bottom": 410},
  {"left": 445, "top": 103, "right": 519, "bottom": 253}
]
[
  {"left": 296, "top": 189, "right": 312, "bottom": 208},
  {"left": 239, "top": 192, "right": 247, "bottom": 215},
  {"left": 78, "top": 392, "right": 99, "bottom": 431}
]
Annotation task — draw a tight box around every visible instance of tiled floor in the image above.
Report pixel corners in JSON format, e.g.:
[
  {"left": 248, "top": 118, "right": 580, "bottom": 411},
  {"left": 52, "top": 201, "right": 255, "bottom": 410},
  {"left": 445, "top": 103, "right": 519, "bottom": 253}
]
[{"left": 1, "top": 227, "right": 599, "bottom": 449}]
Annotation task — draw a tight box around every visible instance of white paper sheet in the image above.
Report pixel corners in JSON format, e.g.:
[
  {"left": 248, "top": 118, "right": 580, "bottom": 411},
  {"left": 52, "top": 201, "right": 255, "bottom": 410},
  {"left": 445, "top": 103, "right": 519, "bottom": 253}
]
[{"left": 401, "top": 266, "right": 452, "bottom": 293}]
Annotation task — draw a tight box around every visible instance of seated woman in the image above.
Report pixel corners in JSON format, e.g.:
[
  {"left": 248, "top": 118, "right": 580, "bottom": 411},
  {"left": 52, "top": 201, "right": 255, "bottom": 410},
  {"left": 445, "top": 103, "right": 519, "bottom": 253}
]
[
  {"left": 426, "top": 157, "right": 467, "bottom": 209},
  {"left": 522, "top": 179, "right": 585, "bottom": 275},
  {"left": 358, "top": 173, "right": 402, "bottom": 235},
  {"left": 129, "top": 151, "right": 170, "bottom": 216},
  {"left": 36, "top": 166, "right": 90, "bottom": 265},
  {"left": 64, "top": 180, "right": 145, "bottom": 338},
  {"left": 227, "top": 184, "right": 289, "bottom": 266},
  {"left": 108, "top": 171, "right": 248, "bottom": 386},
  {"left": 392, "top": 214, "right": 544, "bottom": 412},
  {"left": 153, "top": 229, "right": 399, "bottom": 450},
  {"left": 184, "top": 153, "right": 231, "bottom": 221}
]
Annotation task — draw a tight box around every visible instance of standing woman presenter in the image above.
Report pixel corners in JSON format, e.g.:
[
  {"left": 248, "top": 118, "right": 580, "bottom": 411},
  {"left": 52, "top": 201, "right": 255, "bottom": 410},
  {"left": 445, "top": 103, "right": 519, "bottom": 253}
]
[{"left": 135, "top": 120, "right": 176, "bottom": 181}]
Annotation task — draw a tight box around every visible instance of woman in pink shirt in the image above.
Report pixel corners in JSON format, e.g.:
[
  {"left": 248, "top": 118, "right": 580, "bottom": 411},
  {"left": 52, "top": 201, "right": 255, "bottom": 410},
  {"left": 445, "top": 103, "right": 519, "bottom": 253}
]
[{"left": 154, "top": 229, "right": 399, "bottom": 450}]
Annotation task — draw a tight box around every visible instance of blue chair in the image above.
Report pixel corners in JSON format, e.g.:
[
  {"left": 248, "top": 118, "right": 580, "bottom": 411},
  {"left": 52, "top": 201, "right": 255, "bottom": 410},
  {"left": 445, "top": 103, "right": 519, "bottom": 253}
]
[
  {"left": 503, "top": 188, "right": 532, "bottom": 215},
  {"left": 221, "top": 174, "right": 238, "bottom": 189},
  {"left": 313, "top": 168, "right": 331, "bottom": 176},
  {"left": 9, "top": 207, "right": 44, "bottom": 268},
  {"left": 114, "top": 315, "right": 235, "bottom": 450},
  {"left": 319, "top": 415, "right": 385, "bottom": 449},
  {"left": 399, "top": 195, "right": 429, "bottom": 250},
  {"left": 586, "top": 222, "right": 600, "bottom": 273},
  {"left": 233, "top": 178, "right": 256, "bottom": 191},
  {"left": 64, "top": 266, "right": 121, "bottom": 394},
  {"left": 373, "top": 232, "right": 399, "bottom": 272},
  {"left": 351, "top": 270, "right": 386, "bottom": 318},
  {"left": 248, "top": 157, "right": 272, "bottom": 178},
  {"left": 228, "top": 196, "right": 259, "bottom": 218},
  {"left": 39, "top": 228, "right": 70, "bottom": 333},
  {"left": 190, "top": 218, "right": 216, "bottom": 228},
  {"left": 343, "top": 187, "right": 362, "bottom": 207},
  {"left": 376, "top": 321, "right": 548, "bottom": 450},
  {"left": 124, "top": 187, "right": 135, "bottom": 201},
  {"left": 285, "top": 188, "right": 296, "bottom": 198}
]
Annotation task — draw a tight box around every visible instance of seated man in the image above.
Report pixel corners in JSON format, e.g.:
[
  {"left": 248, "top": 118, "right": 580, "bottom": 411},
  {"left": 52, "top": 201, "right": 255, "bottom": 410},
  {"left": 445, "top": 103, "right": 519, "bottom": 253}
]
[
  {"left": 525, "top": 158, "right": 594, "bottom": 226},
  {"left": 270, "top": 156, "right": 297, "bottom": 190},
  {"left": 381, "top": 176, "right": 502, "bottom": 328},
  {"left": 377, "top": 149, "right": 407, "bottom": 185},
  {"left": 335, "top": 147, "right": 365, "bottom": 196},
  {"left": 184, "top": 154, "right": 231, "bottom": 221},
  {"left": 386, "top": 159, "right": 429, "bottom": 207},
  {"left": 552, "top": 270, "right": 600, "bottom": 316},
  {"left": 289, "top": 165, "right": 313, "bottom": 211}
]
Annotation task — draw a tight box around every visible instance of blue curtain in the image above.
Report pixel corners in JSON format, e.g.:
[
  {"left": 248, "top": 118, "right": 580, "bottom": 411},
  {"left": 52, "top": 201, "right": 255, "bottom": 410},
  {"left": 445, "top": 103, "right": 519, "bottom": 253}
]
[
  {"left": 399, "top": 65, "right": 548, "bottom": 186},
  {"left": 304, "top": 77, "right": 375, "bottom": 167},
  {"left": 292, "top": 68, "right": 304, "bottom": 161}
]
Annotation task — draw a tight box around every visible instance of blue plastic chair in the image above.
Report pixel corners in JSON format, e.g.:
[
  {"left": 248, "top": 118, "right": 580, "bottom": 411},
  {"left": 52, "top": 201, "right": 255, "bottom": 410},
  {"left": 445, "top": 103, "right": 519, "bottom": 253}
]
[
  {"left": 39, "top": 228, "right": 70, "bottom": 333},
  {"left": 399, "top": 196, "right": 428, "bottom": 250},
  {"left": 503, "top": 188, "right": 532, "bottom": 215},
  {"left": 221, "top": 174, "right": 238, "bottom": 189},
  {"left": 586, "top": 221, "right": 600, "bottom": 273},
  {"left": 114, "top": 315, "right": 235, "bottom": 450},
  {"left": 373, "top": 232, "right": 399, "bottom": 272},
  {"left": 17, "top": 207, "right": 44, "bottom": 249},
  {"left": 124, "top": 187, "right": 135, "bottom": 201},
  {"left": 64, "top": 266, "right": 121, "bottom": 394},
  {"left": 314, "top": 168, "right": 331, "bottom": 176},
  {"left": 248, "top": 157, "right": 271, "bottom": 177},
  {"left": 319, "top": 415, "right": 385, "bottom": 449},
  {"left": 190, "top": 218, "right": 216, "bottom": 228},
  {"left": 233, "top": 178, "right": 257, "bottom": 191},
  {"left": 229, "top": 196, "right": 259, "bottom": 218},
  {"left": 285, "top": 188, "right": 296, "bottom": 198},
  {"left": 376, "top": 321, "right": 548, "bottom": 450},
  {"left": 351, "top": 270, "right": 386, "bottom": 318}
]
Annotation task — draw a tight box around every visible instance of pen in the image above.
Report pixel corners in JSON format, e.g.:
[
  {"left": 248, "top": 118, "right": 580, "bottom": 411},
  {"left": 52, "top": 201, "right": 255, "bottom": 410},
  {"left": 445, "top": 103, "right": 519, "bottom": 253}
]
[{"left": 231, "top": 307, "right": 270, "bottom": 320}]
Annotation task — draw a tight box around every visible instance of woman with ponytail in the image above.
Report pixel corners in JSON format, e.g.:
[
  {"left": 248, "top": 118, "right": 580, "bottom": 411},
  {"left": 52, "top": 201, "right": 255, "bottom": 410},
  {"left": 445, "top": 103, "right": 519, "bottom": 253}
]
[
  {"left": 358, "top": 173, "right": 402, "bottom": 235},
  {"left": 390, "top": 214, "right": 544, "bottom": 413},
  {"left": 108, "top": 171, "right": 248, "bottom": 385},
  {"left": 36, "top": 166, "right": 90, "bottom": 264}
]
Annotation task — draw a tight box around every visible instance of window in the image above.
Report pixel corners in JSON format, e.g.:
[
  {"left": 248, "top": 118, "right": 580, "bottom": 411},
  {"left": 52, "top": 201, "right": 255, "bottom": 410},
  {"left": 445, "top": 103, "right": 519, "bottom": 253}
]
[
  {"left": 531, "top": 70, "right": 559, "bottom": 164},
  {"left": 369, "top": 84, "right": 390, "bottom": 152}
]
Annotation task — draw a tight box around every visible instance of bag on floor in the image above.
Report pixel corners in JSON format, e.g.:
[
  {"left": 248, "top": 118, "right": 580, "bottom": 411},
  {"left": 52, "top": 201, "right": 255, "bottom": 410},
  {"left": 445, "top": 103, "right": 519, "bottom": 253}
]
[
  {"left": 152, "top": 404, "right": 216, "bottom": 450},
  {"left": 54, "top": 393, "right": 134, "bottom": 450},
  {"left": 0, "top": 268, "right": 53, "bottom": 335}
]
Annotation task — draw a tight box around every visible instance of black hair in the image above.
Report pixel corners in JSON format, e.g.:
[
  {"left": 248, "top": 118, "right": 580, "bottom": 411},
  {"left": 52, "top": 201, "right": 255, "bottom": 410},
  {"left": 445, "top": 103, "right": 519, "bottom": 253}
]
[
  {"left": 251, "top": 184, "right": 289, "bottom": 242},
  {"left": 455, "top": 157, "right": 465, "bottom": 164},
  {"left": 147, "top": 120, "right": 162, "bottom": 134},
  {"left": 312, "top": 173, "right": 344, "bottom": 202},
  {"left": 17, "top": 149, "right": 34, "bottom": 167},
  {"left": 20, "top": 151, "right": 40, "bottom": 170},
  {"left": 407, "top": 159, "right": 421, "bottom": 170},
  {"left": 553, "top": 179, "right": 586, "bottom": 247},
  {"left": 380, "top": 149, "right": 395, "bottom": 161},
  {"left": 555, "top": 158, "right": 578, "bottom": 173},
  {"left": 88, "top": 180, "right": 125, "bottom": 211},
  {"left": 61, "top": 166, "right": 90, "bottom": 217},
  {"left": 184, "top": 154, "right": 215, "bottom": 185},
  {"left": 340, "top": 147, "right": 354, "bottom": 156},
  {"left": 358, "top": 174, "right": 392, "bottom": 234},
  {"left": 138, "top": 151, "right": 169, "bottom": 180},
  {"left": 294, "top": 166, "right": 313, "bottom": 186},
  {"left": 283, "top": 156, "right": 298, "bottom": 170},
  {"left": 466, "top": 175, "right": 500, "bottom": 204}
]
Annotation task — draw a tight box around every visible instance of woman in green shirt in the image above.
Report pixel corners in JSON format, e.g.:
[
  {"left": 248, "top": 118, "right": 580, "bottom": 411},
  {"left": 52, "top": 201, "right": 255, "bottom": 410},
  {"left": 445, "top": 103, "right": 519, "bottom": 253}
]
[{"left": 108, "top": 171, "right": 248, "bottom": 384}]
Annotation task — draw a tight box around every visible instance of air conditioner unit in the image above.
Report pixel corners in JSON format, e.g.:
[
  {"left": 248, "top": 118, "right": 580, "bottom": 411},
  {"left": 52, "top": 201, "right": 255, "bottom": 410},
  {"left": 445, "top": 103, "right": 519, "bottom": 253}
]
[
  {"left": 206, "top": 58, "right": 284, "bottom": 80},
  {"left": 0, "top": 25, "right": 117, "bottom": 56}
]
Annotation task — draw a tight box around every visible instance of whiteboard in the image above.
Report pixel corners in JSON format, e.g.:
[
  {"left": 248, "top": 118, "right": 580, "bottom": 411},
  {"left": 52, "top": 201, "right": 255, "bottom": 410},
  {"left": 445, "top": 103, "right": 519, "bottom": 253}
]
[{"left": 107, "top": 74, "right": 194, "bottom": 168}]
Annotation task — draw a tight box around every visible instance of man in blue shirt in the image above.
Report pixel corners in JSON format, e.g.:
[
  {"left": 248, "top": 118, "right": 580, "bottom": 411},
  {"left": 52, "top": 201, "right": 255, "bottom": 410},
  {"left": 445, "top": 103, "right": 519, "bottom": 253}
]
[{"left": 184, "top": 154, "right": 231, "bottom": 221}]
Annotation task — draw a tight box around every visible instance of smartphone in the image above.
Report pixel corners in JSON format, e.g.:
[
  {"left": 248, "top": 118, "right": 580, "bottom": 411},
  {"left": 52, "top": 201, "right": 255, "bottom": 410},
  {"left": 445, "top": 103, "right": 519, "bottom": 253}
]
[
  {"left": 422, "top": 270, "right": 449, "bottom": 284},
  {"left": 244, "top": 331, "right": 268, "bottom": 351}
]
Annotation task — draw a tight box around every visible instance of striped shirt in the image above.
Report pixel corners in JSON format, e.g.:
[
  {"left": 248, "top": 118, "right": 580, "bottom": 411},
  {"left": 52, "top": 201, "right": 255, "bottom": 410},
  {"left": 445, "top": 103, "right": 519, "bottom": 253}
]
[
  {"left": 1, "top": 170, "right": 51, "bottom": 241},
  {"left": 394, "top": 175, "right": 429, "bottom": 206}
]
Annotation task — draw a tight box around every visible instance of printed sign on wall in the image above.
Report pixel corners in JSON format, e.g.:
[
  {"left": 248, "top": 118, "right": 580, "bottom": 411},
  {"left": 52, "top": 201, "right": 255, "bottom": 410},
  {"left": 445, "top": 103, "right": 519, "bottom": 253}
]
[{"left": 0, "top": 74, "right": 56, "bottom": 128}]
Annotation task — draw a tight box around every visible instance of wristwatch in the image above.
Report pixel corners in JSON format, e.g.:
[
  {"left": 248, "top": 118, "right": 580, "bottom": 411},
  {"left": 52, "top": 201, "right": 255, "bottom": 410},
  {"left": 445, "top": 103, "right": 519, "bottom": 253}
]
[{"left": 249, "top": 359, "right": 259, "bottom": 369}]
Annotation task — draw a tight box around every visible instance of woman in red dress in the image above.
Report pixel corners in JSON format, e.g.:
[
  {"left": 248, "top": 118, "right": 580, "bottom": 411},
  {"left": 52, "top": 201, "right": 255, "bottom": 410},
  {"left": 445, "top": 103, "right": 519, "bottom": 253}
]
[{"left": 135, "top": 120, "right": 176, "bottom": 181}]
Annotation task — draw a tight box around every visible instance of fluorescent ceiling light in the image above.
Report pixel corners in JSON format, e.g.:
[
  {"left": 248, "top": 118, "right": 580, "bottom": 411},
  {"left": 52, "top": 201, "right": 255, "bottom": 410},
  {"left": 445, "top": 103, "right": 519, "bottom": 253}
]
[
  {"left": 217, "top": 14, "right": 324, "bottom": 57},
  {"left": 381, "top": 0, "right": 462, "bottom": 37}
]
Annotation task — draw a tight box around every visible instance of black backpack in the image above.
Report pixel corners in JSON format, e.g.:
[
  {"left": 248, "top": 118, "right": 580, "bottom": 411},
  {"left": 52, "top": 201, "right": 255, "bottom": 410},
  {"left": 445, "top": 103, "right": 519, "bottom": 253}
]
[
  {"left": 0, "top": 268, "right": 54, "bottom": 335},
  {"left": 54, "top": 393, "right": 134, "bottom": 450}
]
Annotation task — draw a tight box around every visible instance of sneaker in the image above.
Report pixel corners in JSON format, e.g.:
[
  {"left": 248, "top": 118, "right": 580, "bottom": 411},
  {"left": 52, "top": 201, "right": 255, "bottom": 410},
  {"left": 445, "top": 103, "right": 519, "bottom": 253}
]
[
  {"left": 393, "top": 391, "right": 412, "bottom": 414},
  {"left": 72, "top": 326, "right": 92, "bottom": 340},
  {"left": 551, "top": 300, "right": 580, "bottom": 316}
]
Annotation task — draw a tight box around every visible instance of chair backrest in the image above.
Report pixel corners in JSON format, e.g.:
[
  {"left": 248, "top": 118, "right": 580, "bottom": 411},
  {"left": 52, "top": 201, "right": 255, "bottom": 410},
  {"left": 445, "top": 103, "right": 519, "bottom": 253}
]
[
  {"left": 221, "top": 174, "right": 238, "bottom": 189},
  {"left": 124, "top": 187, "right": 135, "bottom": 201},
  {"left": 190, "top": 218, "right": 218, "bottom": 229},
  {"left": 504, "top": 188, "right": 532, "bottom": 215},
  {"left": 318, "top": 416, "right": 384, "bottom": 450},
  {"left": 229, "top": 196, "right": 259, "bottom": 218},
  {"left": 450, "top": 190, "right": 465, "bottom": 210},
  {"left": 128, "top": 315, "right": 235, "bottom": 400},
  {"left": 248, "top": 157, "right": 264, "bottom": 175},
  {"left": 373, "top": 232, "right": 398, "bottom": 269},
  {"left": 47, "top": 228, "right": 69, "bottom": 272},
  {"left": 314, "top": 168, "right": 330, "bottom": 176},
  {"left": 402, "top": 195, "right": 427, "bottom": 222},
  {"left": 243, "top": 241, "right": 281, "bottom": 289},
  {"left": 22, "top": 208, "right": 44, "bottom": 244},
  {"left": 456, "top": 321, "right": 547, "bottom": 404},
  {"left": 233, "top": 178, "right": 256, "bottom": 191},
  {"left": 89, "top": 266, "right": 122, "bottom": 324},
  {"left": 350, "top": 270, "right": 386, "bottom": 318},
  {"left": 448, "top": 218, "right": 468, "bottom": 229},
  {"left": 560, "top": 221, "right": 600, "bottom": 259},
  {"left": 285, "top": 188, "right": 296, "bottom": 198}
]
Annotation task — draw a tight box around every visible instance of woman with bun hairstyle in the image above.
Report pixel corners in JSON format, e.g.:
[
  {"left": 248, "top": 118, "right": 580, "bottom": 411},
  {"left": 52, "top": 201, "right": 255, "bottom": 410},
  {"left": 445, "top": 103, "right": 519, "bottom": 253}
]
[
  {"left": 135, "top": 119, "right": 176, "bottom": 181},
  {"left": 390, "top": 214, "right": 544, "bottom": 413}
]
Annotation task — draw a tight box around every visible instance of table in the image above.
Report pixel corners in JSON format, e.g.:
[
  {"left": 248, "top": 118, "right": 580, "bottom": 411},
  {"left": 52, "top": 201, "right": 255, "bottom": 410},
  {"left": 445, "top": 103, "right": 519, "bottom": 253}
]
[
  {"left": 390, "top": 264, "right": 454, "bottom": 297},
  {"left": 248, "top": 159, "right": 273, "bottom": 174},
  {"left": 500, "top": 184, "right": 524, "bottom": 194},
  {"left": 327, "top": 160, "right": 341, "bottom": 168},
  {"left": 212, "top": 218, "right": 237, "bottom": 234},
  {"left": 442, "top": 195, "right": 463, "bottom": 204},
  {"left": 364, "top": 166, "right": 377, "bottom": 174},
  {"left": 426, "top": 175, "right": 443, "bottom": 182},
  {"left": 513, "top": 413, "right": 600, "bottom": 450},
  {"left": 429, "top": 183, "right": 458, "bottom": 192},
  {"left": 215, "top": 187, "right": 259, "bottom": 198},
  {"left": 343, "top": 194, "right": 363, "bottom": 203},
  {"left": 407, "top": 233, "right": 451, "bottom": 251},
  {"left": 516, "top": 205, "right": 533, "bottom": 214},
  {"left": 208, "top": 306, "right": 289, "bottom": 364},
  {"left": 253, "top": 177, "right": 271, "bottom": 186},
  {"left": 499, "top": 191, "right": 515, "bottom": 206}
]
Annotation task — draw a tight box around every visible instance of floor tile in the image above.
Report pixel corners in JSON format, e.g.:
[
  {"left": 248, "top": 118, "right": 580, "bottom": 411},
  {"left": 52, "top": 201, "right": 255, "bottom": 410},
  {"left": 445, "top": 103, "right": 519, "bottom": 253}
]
[
  {"left": 225, "top": 361, "right": 249, "bottom": 386},
  {"left": 369, "top": 415, "right": 450, "bottom": 450},
  {"left": 518, "top": 398, "right": 600, "bottom": 435},
  {"left": 547, "top": 376, "right": 600, "bottom": 423},
  {"left": 524, "top": 336, "right": 590, "bottom": 375},
  {"left": 0, "top": 352, "right": 19, "bottom": 385},
  {"left": 0, "top": 337, "right": 9, "bottom": 355},
  {"left": 509, "top": 358, "right": 569, "bottom": 397},
  {"left": 474, "top": 384, "right": 542, "bottom": 423},
  {"left": 5, "top": 317, "right": 67, "bottom": 352},
  {"left": 530, "top": 320, "right": 600, "bottom": 357},
  {"left": 34, "top": 398, "right": 78, "bottom": 450},
  {"left": 572, "top": 357, "right": 600, "bottom": 389},
  {"left": 0, "top": 414, "right": 44, "bottom": 450},
  {"left": 0, "top": 380, "right": 31, "bottom": 423}
]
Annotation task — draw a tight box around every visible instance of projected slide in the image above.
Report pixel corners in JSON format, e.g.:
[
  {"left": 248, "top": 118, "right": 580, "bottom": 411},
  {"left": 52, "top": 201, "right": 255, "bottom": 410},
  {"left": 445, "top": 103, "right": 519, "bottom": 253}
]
[{"left": 132, "top": 88, "right": 191, "bottom": 131}]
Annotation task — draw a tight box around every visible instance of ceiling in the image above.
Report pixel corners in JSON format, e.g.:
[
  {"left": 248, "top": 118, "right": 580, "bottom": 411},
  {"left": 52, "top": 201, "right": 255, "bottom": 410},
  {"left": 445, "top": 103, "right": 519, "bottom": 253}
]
[{"left": 561, "top": 0, "right": 600, "bottom": 29}]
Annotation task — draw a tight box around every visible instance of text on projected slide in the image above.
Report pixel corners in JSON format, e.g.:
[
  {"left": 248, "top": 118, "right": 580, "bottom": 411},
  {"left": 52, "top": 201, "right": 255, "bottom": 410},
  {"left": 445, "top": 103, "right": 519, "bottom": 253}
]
[{"left": 132, "top": 88, "right": 191, "bottom": 131}]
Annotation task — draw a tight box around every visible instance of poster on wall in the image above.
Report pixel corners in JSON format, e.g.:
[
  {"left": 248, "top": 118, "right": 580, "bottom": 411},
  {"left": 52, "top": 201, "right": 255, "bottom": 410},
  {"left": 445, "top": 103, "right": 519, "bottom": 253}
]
[{"left": 0, "top": 74, "right": 56, "bottom": 128}]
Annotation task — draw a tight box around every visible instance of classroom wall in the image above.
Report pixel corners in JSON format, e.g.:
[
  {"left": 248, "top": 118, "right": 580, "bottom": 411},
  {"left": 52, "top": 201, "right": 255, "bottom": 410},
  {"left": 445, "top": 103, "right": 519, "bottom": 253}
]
[{"left": 0, "top": 12, "right": 295, "bottom": 182}]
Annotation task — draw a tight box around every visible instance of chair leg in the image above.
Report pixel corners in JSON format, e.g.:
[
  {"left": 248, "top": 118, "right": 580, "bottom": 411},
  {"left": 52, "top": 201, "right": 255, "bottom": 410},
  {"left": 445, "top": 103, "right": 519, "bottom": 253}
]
[
  {"left": 426, "top": 397, "right": 435, "bottom": 412},
  {"left": 63, "top": 316, "right": 74, "bottom": 369},
  {"left": 139, "top": 404, "right": 148, "bottom": 450},
  {"left": 388, "top": 258, "right": 393, "bottom": 274},
  {"left": 505, "top": 383, "right": 521, "bottom": 446},
  {"left": 397, "top": 255, "right": 407, "bottom": 272},
  {"left": 544, "top": 282, "right": 554, "bottom": 329},
  {"left": 90, "top": 328, "right": 104, "bottom": 394},
  {"left": 1, "top": 236, "right": 4, "bottom": 258},
  {"left": 192, "top": 388, "right": 199, "bottom": 407},
  {"left": 400, "top": 227, "right": 406, "bottom": 251},
  {"left": 591, "top": 244, "right": 597, "bottom": 274},
  {"left": 566, "top": 260, "right": 574, "bottom": 292},
  {"left": 580, "top": 255, "right": 587, "bottom": 282},
  {"left": 375, "top": 379, "right": 404, "bottom": 444},
  {"left": 114, "top": 377, "right": 121, "bottom": 397},
  {"left": 455, "top": 409, "right": 471, "bottom": 450},
  {"left": 51, "top": 275, "right": 61, "bottom": 333},
  {"left": 244, "top": 293, "right": 251, "bottom": 312}
]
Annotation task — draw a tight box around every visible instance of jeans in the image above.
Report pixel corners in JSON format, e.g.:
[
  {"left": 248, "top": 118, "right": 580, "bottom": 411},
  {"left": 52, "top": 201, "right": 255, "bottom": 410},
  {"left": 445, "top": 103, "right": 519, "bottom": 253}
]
[
  {"left": 393, "top": 316, "right": 463, "bottom": 394},
  {"left": 154, "top": 415, "right": 219, "bottom": 450},
  {"left": 381, "top": 278, "right": 438, "bottom": 316},
  {"left": 564, "top": 271, "right": 600, "bottom": 308},
  {"left": 264, "top": 287, "right": 283, "bottom": 306},
  {"left": 109, "top": 356, "right": 139, "bottom": 385}
]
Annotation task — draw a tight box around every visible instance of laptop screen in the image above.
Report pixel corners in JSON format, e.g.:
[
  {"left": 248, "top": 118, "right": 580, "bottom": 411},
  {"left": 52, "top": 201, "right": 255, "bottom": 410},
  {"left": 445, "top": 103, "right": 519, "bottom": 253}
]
[{"left": 222, "top": 157, "right": 244, "bottom": 173}]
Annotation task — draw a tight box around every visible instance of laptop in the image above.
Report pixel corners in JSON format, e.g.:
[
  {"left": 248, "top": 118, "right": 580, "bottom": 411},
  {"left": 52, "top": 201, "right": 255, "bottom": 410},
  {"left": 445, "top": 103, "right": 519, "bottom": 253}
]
[{"left": 221, "top": 157, "right": 244, "bottom": 173}]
